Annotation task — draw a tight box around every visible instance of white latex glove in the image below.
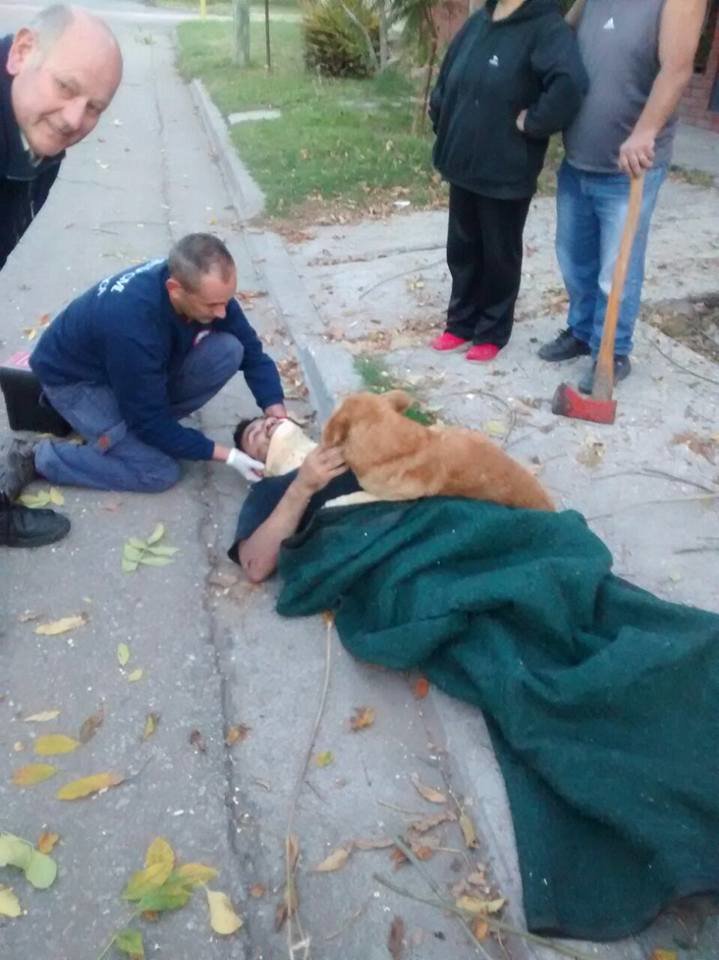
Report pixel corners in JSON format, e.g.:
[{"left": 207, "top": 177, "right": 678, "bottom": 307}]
[{"left": 227, "top": 448, "right": 264, "bottom": 483}]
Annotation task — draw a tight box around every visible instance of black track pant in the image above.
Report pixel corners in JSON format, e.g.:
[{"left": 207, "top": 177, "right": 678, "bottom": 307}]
[{"left": 445, "top": 184, "right": 531, "bottom": 347}]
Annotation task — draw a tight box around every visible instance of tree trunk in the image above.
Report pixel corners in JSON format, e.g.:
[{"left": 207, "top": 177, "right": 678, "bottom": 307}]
[
  {"left": 233, "top": 0, "right": 251, "bottom": 67},
  {"left": 413, "top": 12, "right": 438, "bottom": 135},
  {"left": 378, "top": 0, "right": 389, "bottom": 70},
  {"left": 264, "top": 0, "right": 272, "bottom": 71}
]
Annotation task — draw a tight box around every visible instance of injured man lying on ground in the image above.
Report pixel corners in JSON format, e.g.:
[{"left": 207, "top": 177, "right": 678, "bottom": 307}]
[{"left": 228, "top": 393, "right": 719, "bottom": 944}]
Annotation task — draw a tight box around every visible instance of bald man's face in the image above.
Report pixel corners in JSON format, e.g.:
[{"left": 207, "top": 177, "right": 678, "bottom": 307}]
[{"left": 7, "top": 18, "right": 122, "bottom": 158}]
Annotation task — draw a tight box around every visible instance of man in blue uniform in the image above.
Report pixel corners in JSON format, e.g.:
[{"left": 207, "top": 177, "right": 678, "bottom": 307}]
[
  {"left": 8, "top": 233, "right": 285, "bottom": 493},
  {"left": 1, "top": 4, "right": 122, "bottom": 546}
]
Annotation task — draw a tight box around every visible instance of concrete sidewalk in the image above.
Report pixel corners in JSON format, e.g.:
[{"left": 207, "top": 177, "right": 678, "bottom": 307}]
[{"left": 191, "top": 65, "right": 719, "bottom": 960}]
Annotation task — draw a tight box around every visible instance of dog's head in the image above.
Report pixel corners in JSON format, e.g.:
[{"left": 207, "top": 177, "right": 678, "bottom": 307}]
[{"left": 322, "top": 389, "right": 413, "bottom": 446}]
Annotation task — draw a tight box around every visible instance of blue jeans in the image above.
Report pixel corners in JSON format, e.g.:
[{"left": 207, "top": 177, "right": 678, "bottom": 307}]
[
  {"left": 35, "top": 332, "right": 243, "bottom": 493},
  {"left": 555, "top": 160, "right": 667, "bottom": 357}
]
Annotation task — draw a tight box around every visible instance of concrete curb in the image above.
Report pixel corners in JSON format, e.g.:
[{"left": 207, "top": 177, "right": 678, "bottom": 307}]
[{"left": 190, "top": 77, "right": 361, "bottom": 422}]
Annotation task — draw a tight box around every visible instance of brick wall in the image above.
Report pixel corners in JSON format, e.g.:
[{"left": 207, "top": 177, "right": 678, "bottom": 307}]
[{"left": 679, "top": 22, "right": 719, "bottom": 131}]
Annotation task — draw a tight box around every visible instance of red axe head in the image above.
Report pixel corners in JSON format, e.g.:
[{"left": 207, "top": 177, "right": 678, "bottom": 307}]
[{"left": 551, "top": 383, "right": 617, "bottom": 425}]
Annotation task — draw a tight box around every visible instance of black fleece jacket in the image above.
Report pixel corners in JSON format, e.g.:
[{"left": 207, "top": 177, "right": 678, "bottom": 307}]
[
  {"left": 430, "top": 0, "right": 587, "bottom": 199},
  {"left": 0, "top": 35, "right": 63, "bottom": 272}
]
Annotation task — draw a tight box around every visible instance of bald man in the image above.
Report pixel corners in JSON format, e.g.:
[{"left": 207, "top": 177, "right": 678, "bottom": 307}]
[{"left": 1, "top": 4, "right": 123, "bottom": 547}]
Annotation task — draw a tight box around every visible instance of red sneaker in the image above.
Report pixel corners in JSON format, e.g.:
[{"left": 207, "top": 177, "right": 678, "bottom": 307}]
[
  {"left": 466, "top": 343, "right": 500, "bottom": 362},
  {"left": 430, "top": 331, "right": 470, "bottom": 352}
]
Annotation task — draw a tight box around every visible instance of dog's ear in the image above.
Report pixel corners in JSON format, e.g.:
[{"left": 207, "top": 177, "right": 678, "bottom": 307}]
[
  {"left": 322, "top": 406, "right": 350, "bottom": 446},
  {"left": 383, "top": 389, "right": 413, "bottom": 413}
]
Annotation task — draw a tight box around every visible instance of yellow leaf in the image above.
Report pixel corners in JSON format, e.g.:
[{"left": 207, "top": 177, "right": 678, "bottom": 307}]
[
  {"left": 145, "top": 838, "right": 175, "bottom": 873},
  {"left": 34, "top": 734, "right": 80, "bottom": 756},
  {"left": 123, "top": 861, "right": 174, "bottom": 901},
  {"left": 314, "top": 751, "right": 334, "bottom": 768},
  {"left": 56, "top": 771, "right": 123, "bottom": 800},
  {"left": 0, "top": 885, "right": 21, "bottom": 918},
  {"left": 456, "top": 895, "right": 506, "bottom": 916},
  {"left": 127, "top": 668, "right": 144, "bottom": 683},
  {"left": 225, "top": 724, "right": 250, "bottom": 746},
  {"left": 48, "top": 487, "right": 65, "bottom": 506},
  {"left": 142, "top": 713, "right": 159, "bottom": 740},
  {"left": 36, "top": 832, "right": 60, "bottom": 854},
  {"left": 12, "top": 763, "right": 58, "bottom": 787},
  {"left": 23, "top": 710, "right": 60, "bottom": 723},
  {"left": 483, "top": 419, "right": 506, "bottom": 438},
  {"left": 175, "top": 863, "right": 218, "bottom": 887},
  {"left": 650, "top": 952, "right": 678, "bottom": 960},
  {"left": 313, "top": 846, "right": 351, "bottom": 872},
  {"left": 471, "top": 917, "right": 489, "bottom": 940},
  {"left": 410, "top": 773, "right": 447, "bottom": 805},
  {"left": 349, "top": 706, "right": 375, "bottom": 732},
  {"left": 117, "top": 643, "right": 130, "bottom": 666},
  {"left": 206, "top": 889, "right": 243, "bottom": 935},
  {"left": 35, "top": 614, "right": 88, "bottom": 636},
  {"left": 459, "top": 812, "right": 479, "bottom": 849}
]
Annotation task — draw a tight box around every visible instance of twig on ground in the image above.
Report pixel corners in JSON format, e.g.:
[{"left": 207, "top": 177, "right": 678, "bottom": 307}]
[
  {"left": 323, "top": 896, "right": 371, "bottom": 941},
  {"left": 283, "top": 614, "right": 335, "bottom": 959},
  {"left": 377, "top": 799, "right": 429, "bottom": 817},
  {"left": 649, "top": 337, "right": 719, "bottom": 386},
  {"left": 595, "top": 468, "right": 716, "bottom": 493},
  {"left": 587, "top": 491, "right": 719, "bottom": 521},
  {"left": 358, "top": 258, "right": 445, "bottom": 300}
]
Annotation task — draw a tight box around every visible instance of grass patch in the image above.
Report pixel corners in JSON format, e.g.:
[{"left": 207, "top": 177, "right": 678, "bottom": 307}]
[
  {"left": 176, "top": 20, "right": 443, "bottom": 218},
  {"left": 669, "top": 165, "right": 716, "bottom": 189},
  {"left": 354, "top": 354, "right": 436, "bottom": 425}
]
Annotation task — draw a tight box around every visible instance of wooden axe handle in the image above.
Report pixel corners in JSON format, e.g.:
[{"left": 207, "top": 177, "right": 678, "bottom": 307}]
[{"left": 592, "top": 173, "right": 645, "bottom": 402}]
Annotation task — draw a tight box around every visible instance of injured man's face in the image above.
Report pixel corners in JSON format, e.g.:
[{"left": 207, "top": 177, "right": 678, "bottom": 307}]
[{"left": 238, "top": 416, "right": 284, "bottom": 462}]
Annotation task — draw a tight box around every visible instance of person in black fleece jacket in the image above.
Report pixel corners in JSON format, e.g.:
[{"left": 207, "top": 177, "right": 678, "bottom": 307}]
[{"left": 428, "top": 0, "right": 587, "bottom": 362}]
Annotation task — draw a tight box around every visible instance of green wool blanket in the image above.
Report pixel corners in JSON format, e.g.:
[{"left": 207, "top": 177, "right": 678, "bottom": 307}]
[{"left": 276, "top": 499, "right": 719, "bottom": 941}]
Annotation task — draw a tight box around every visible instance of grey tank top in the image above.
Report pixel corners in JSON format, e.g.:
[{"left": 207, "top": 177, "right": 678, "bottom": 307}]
[{"left": 564, "top": 0, "right": 675, "bottom": 173}]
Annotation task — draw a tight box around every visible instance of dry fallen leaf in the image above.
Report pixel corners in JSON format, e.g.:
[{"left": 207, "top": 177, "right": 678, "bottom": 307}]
[
  {"left": 225, "top": 724, "right": 250, "bottom": 746},
  {"left": 12, "top": 763, "right": 58, "bottom": 787},
  {"left": 456, "top": 895, "right": 505, "bottom": 916},
  {"left": 471, "top": 917, "right": 489, "bottom": 940},
  {"left": 390, "top": 847, "right": 409, "bottom": 870},
  {"left": 408, "top": 811, "right": 455, "bottom": 835},
  {"left": 35, "top": 614, "right": 88, "bottom": 636},
  {"left": 142, "top": 713, "right": 160, "bottom": 741},
  {"left": 459, "top": 811, "right": 479, "bottom": 849},
  {"left": 410, "top": 773, "right": 447, "bottom": 805},
  {"left": 388, "top": 915, "right": 405, "bottom": 960},
  {"left": 412, "top": 677, "right": 429, "bottom": 699},
  {"left": 353, "top": 836, "right": 394, "bottom": 850},
  {"left": 650, "top": 952, "right": 678, "bottom": 960},
  {"left": 274, "top": 880, "right": 298, "bottom": 932},
  {"left": 34, "top": 734, "right": 80, "bottom": 756},
  {"left": 349, "top": 706, "right": 376, "bottom": 732},
  {"left": 56, "top": 771, "right": 124, "bottom": 800},
  {"left": 36, "top": 831, "right": 60, "bottom": 854},
  {"left": 175, "top": 863, "right": 218, "bottom": 887},
  {"left": 190, "top": 729, "right": 207, "bottom": 753},
  {"left": 286, "top": 834, "right": 300, "bottom": 870},
  {"left": 79, "top": 706, "right": 105, "bottom": 744},
  {"left": 0, "top": 885, "right": 21, "bottom": 918},
  {"left": 23, "top": 710, "right": 60, "bottom": 723},
  {"left": 207, "top": 889, "right": 243, "bottom": 935},
  {"left": 313, "top": 846, "right": 351, "bottom": 872},
  {"left": 410, "top": 844, "right": 435, "bottom": 861},
  {"left": 248, "top": 883, "right": 266, "bottom": 898}
]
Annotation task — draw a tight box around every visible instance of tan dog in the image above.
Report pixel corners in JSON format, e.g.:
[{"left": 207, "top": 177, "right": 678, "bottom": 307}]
[{"left": 323, "top": 390, "right": 555, "bottom": 511}]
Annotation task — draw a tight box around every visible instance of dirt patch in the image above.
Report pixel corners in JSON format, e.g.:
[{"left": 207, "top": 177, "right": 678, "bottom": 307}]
[{"left": 644, "top": 295, "right": 719, "bottom": 364}]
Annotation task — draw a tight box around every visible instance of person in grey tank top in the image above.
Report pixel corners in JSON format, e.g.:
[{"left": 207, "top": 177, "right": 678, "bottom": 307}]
[{"left": 537, "top": 0, "right": 707, "bottom": 394}]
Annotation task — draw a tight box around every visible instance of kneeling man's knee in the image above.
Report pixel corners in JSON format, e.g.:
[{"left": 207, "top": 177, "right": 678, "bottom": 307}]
[{"left": 140, "top": 456, "right": 181, "bottom": 493}]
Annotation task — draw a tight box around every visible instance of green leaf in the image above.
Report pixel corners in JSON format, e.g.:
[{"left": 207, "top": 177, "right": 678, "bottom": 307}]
[
  {"left": 117, "top": 643, "right": 130, "bottom": 666},
  {"left": 127, "top": 538, "right": 147, "bottom": 550},
  {"left": 136, "top": 876, "right": 192, "bottom": 913},
  {"left": 123, "top": 544, "right": 144, "bottom": 562},
  {"left": 146, "top": 523, "right": 165, "bottom": 545},
  {"left": 122, "top": 559, "right": 139, "bottom": 573},
  {"left": 123, "top": 861, "right": 173, "bottom": 901},
  {"left": 138, "top": 555, "right": 175, "bottom": 567},
  {"left": 143, "top": 545, "right": 179, "bottom": 557},
  {"left": 115, "top": 928, "right": 144, "bottom": 958},
  {"left": 0, "top": 834, "right": 32, "bottom": 871},
  {"left": 24, "top": 850, "right": 57, "bottom": 890}
]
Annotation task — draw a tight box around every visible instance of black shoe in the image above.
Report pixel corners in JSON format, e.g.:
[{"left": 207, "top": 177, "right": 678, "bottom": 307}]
[
  {"left": 538, "top": 329, "right": 591, "bottom": 362},
  {"left": 0, "top": 437, "right": 38, "bottom": 500},
  {"left": 578, "top": 355, "right": 632, "bottom": 395},
  {"left": 0, "top": 497, "right": 71, "bottom": 548}
]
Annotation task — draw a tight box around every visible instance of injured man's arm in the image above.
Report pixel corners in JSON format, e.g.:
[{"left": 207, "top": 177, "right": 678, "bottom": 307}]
[{"left": 238, "top": 445, "right": 347, "bottom": 583}]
